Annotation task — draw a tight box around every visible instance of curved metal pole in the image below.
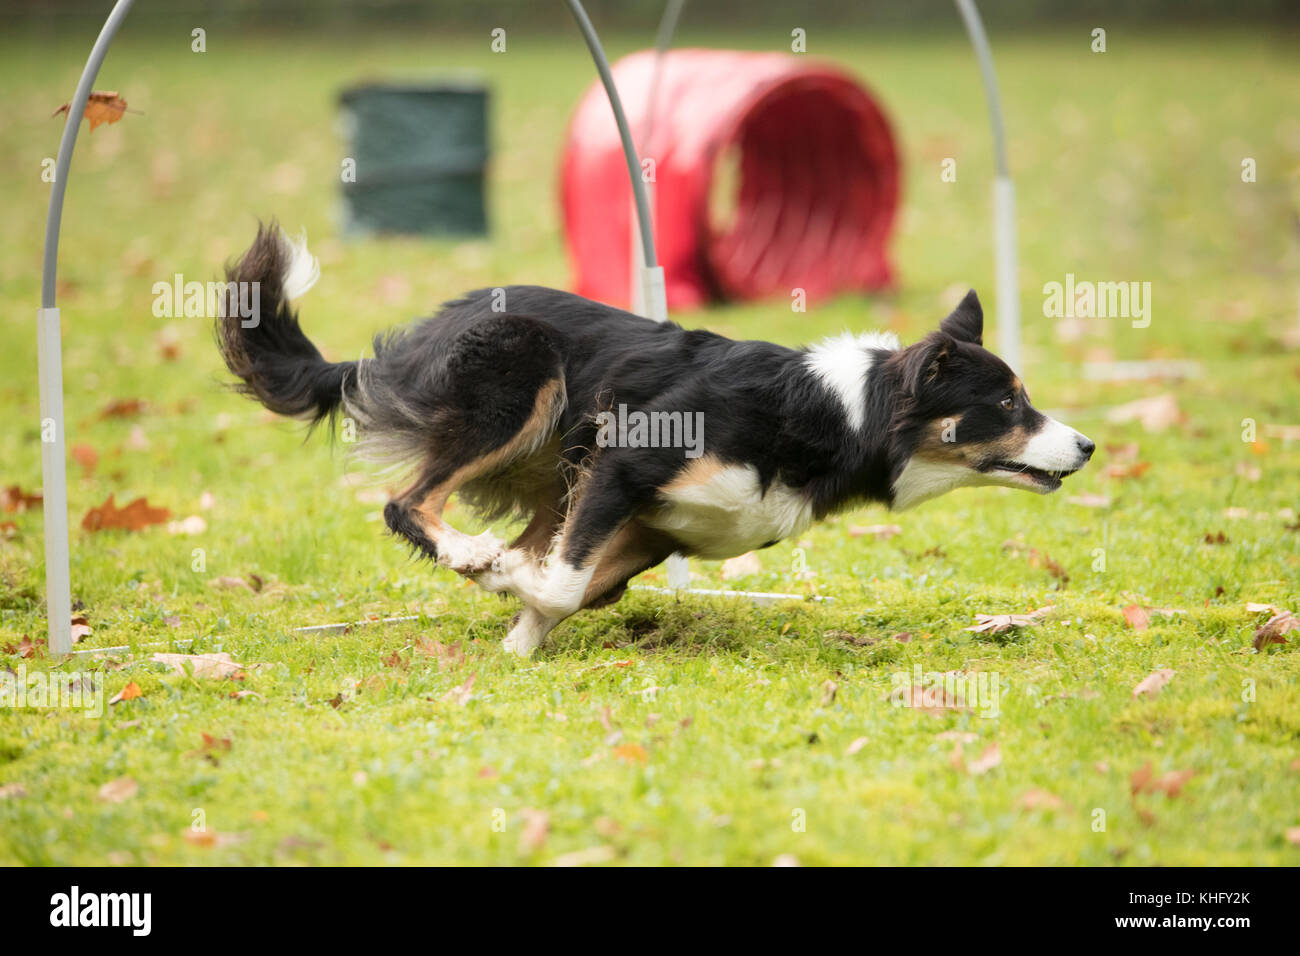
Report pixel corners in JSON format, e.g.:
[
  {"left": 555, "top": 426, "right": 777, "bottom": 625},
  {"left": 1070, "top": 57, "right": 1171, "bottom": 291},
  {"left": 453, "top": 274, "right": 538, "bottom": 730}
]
[
  {"left": 38, "top": 0, "right": 136, "bottom": 658},
  {"left": 954, "top": 0, "right": 1020, "bottom": 373},
  {"left": 641, "top": 0, "right": 686, "bottom": 150},
  {"left": 564, "top": 0, "right": 668, "bottom": 329}
]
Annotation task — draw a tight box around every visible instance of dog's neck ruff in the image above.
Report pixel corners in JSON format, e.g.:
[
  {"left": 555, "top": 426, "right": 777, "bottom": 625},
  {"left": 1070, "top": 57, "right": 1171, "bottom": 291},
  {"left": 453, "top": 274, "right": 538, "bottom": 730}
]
[{"left": 803, "top": 330, "right": 899, "bottom": 432}]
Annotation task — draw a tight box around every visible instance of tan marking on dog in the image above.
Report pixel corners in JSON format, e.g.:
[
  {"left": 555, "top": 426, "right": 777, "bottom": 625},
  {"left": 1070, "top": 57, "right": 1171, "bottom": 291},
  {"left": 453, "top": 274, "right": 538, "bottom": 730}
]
[{"left": 660, "top": 454, "right": 726, "bottom": 494}]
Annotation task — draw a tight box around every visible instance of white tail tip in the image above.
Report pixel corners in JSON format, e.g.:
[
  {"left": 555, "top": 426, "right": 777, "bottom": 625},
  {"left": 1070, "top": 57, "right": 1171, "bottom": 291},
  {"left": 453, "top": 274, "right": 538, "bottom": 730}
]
[{"left": 280, "top": 227, "right": 320, "bottom": 301}]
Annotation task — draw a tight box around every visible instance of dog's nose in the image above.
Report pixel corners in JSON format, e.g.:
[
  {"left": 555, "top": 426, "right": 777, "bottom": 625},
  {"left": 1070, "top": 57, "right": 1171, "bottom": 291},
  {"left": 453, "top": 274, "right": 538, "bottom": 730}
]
[{"left": 1077, "top": 435, "right": 1096, "bottom": 459}]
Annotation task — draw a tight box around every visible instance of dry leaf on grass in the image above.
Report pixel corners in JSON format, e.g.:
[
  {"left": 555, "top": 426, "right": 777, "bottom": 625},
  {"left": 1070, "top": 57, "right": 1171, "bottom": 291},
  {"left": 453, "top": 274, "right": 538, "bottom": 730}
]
[
  {"left": 848, "top": 523, "right": 902, "bottom": 540},
  {"left": 108, "top": 681, "right": 142, "bottom": 705},
  {"left": 0, "top": 485, "right": 42, "bottom": 514},
  {"left": 81, "top": 494, "right": 170, "bottom": 532},
  {"left": 1105, "top": 392, "right": 1184, "bottom": 432},
  {"left": 439, "top": 673, "right": 476, "bottom": 706},
  {"left": 845, "top": 736, "right": 869, "bottom": 756},
  {"left": 1131, "top": 668, "right": 1175, "bottom": 699},
  {"left": 612, "top": 743, "right": 648, "bottom": 764},
  {"left": 1020, "top": 789, "right": 1065, "bottom": 811},
  {"left": 1123, "top": 604, "right": 1151, "bottom": 631},
  {"left": 1130, "top": 762, "right": 1195, "bottom": 797},
  {"left": 518, "top": 809, "right": 549, "bottom": 854},
  {"left": 151, "top": 652, "right": 244, "bottom": 679},
  {"left": 70, "top": 443, "right": 98, "bottom": 475},
  {"left": 97, "top": 776, "right": 138, "bottom": 803},
  {"left": 70, "top": 615, "right": 92, "bottom": 643},
  {"left": 1253, "top": 610, "right": 1298, "bottom": 652},
  {"left": 966, "top": 607, "right": 1051, "bottom": 634}
]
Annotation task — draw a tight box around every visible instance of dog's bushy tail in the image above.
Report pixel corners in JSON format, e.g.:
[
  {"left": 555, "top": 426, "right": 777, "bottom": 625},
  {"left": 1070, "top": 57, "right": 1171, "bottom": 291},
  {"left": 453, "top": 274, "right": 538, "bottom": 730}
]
[{"left": 215, "top": 221, "right": 356, "bottom": 427}]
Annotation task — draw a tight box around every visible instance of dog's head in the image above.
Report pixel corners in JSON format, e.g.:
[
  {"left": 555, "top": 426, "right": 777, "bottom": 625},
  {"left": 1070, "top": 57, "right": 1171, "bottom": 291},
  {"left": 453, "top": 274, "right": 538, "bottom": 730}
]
[{"left": 888, "top": 290, "right": 1094, "bottom": 510}]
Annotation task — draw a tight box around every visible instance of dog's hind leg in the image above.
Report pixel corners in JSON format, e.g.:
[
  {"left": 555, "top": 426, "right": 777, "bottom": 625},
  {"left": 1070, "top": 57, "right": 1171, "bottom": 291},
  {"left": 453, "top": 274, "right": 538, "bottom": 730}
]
[{"left": 378, "top": 315, "right": 567, "bottom": 575}]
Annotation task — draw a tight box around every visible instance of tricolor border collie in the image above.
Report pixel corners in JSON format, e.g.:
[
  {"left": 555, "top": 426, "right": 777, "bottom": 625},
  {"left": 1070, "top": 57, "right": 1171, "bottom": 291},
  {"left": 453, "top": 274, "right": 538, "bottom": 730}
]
[{"left": 217, "top": 224, "right": 1094, "bottom": 656}]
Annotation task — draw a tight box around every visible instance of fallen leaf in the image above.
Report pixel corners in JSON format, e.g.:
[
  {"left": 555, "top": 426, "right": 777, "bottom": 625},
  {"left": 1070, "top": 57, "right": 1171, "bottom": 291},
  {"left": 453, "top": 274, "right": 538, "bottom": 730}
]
[
  {"left": 845, "top": 736, "right": 869, "bottom": 755},
  {"left": 551, "top": 845, "right": 616, "bottom": 867},
  {"left": 98, "top": 397, "right": 145, "bottom": 419},
  {"left": 70, "top": 443, "right": 98, "bottom": 475},
  {"left": 848, "top": 523, "right": 902, "bottom": 540},
  {"left": 0, "top": 486, "right": 41, "bottom": 514},
  {"left": 150, "top": 652, "right": 243, "bottom": 679},
  {"left": 97, "top": 776, "right": 138, "bottom": 803},
  {"left": 1130, "top": 762, "right": 1195, "bottom": 797},
  {"left": 1066, "top": 493, "right": 1112, "bottom": 508},
  {"left": 52, "top": 91, "right": 131, "bottom": 132},
  {"left": 69, "top": 615, "right": 92, "bottom": 643},
  {"left": 967, "top": 743, "right": 1002, "bottom": 775},
  {"left": 109, "top": 681, "right": 142, "bottom": 705},
  {"left": 820, "top": 679, "right": 838, "bottom": 706},
  {"left": 416, "top": 636, "right": 464, "bottom": 668},
  {"left": 1285, "top": 827, "right": 1300, "bottom": 846},
  {"left": 612, "top": 743, "right": 648, "bottom": 764},
  {"left": 1253, "top": 611, "right": 1299, "bottom": 651},
  {"left": 0, "top": 783, "right": 28, "bottom": 799},
  {"left": 1122, "top": 604, "right": 1151, "bottom": 630},
  {"left": 1020, "top": 789, "right": 1064, "bottom": 811},
  {"left": 1105, "top": 392, "right": 1184, "bottom": 432},
  {"left": 966, "top": 607, "right": 1051, "bottom": 634},
  {"left": 518, "top": 809, "right": 549, "bottom": 854},
  {"left": 81, "top": 494, "right": 170, "bottom": 533},
  {"left": 1105, "top": 461, "right": 1151, "bottom": 480},
  {"left": 439, "top": 673, "right": 476, "bottom": 706},
  {"left": 167, "top": 515, "right": 207, "bottom": 536},
  {"left": 1131, "top": 668, "right": 1175, "bottom": 699}
]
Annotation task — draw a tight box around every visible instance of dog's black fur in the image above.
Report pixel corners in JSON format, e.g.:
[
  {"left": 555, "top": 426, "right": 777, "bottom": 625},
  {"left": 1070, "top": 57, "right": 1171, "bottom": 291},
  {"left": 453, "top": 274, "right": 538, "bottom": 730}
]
[{"left": 217, "top": 223, "right": 1093, "bottom": 653}]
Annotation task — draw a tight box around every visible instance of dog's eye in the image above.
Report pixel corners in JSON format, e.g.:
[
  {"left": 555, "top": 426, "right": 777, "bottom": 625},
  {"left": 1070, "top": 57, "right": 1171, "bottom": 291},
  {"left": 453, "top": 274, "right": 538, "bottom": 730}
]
[{"left": 999, "top": 396, "right": 1015, "bottom": 411}]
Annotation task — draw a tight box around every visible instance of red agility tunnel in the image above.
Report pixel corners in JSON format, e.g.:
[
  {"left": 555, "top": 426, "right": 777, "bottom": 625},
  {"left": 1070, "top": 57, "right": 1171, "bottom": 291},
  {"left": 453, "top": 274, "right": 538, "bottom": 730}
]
[{"left": 561, "top": 49, "right": 901, "bottom": 311}]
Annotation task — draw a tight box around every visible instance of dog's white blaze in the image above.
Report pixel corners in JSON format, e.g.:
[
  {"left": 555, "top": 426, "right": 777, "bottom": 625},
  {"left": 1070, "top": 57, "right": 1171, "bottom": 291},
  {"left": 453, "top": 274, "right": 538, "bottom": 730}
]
[
  {"left": 890, "top": 457, "right": 980, "bottom": 511},
  {"left": 804, "top": 330, "right": 899, "bottom": 431},
  {"left": 645, "top": 465, "right": 814, "bottom": 559},
  {"left": 280, "top": 228, "right": 321, "bottom": 301},
  {"left": 1018, "top": 417, "right": 1089, "bottom": 472}
]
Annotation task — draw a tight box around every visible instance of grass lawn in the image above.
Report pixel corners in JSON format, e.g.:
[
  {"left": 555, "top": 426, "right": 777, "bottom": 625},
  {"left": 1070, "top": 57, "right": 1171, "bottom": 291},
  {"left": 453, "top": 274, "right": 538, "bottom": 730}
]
[{"left": 1, "top": 24, "right": 1298, "bottom": 865}]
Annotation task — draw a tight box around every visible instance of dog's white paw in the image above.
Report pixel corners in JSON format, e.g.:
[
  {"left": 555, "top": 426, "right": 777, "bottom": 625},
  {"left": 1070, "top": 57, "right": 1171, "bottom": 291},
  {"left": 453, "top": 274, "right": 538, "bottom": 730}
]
[
  {"left": 502, "top": 622, "right": 543, "bottom": 657},
  {"left": 474, "top": 548, "right": 538, "bottom": 597},
  {"left": 438, "top": 531, "right": 504, "bottom": 575}
]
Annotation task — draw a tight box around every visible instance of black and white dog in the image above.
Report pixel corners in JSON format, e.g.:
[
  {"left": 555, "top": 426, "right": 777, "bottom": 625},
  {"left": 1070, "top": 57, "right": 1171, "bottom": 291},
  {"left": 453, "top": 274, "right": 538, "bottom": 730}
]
[{"left": 217, "top": 224, "right": 1094, "bottom": 655}]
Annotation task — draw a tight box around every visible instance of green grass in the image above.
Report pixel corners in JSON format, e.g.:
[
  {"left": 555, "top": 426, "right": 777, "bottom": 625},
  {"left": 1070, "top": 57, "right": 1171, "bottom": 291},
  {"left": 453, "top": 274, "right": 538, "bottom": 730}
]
[{"left": 1, "top": 25, "right": 1299, "bottom": 865}]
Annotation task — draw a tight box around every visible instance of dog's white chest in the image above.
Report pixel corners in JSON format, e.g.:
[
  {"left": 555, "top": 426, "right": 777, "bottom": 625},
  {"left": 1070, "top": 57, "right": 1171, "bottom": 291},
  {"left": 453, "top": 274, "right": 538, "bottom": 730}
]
[{"left": 644, "top": 463, "right": 814, "bottom": 560}]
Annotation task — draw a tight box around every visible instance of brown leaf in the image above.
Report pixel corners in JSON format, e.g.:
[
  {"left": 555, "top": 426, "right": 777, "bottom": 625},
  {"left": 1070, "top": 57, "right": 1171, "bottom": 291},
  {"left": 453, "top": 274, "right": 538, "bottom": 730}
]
[
  {"left": 52, "top": 91, "right": 131, "bottom": 132},
  {"left": 967, "top": 743, "right": 1002, "bottom": 775},
  {"left": 1020, "top": 789, "right": 1064, "bottom": 811},
  {"left": 848, "top": 523, "right": 902, "bottom": 540},
  {"left": 965, "top": 607, "right": 1051, "bottom": 634},
  {"left": 97, "top": 776, "right": 138, "bottom": 803},
  {"left": 69, "top": 614, "right": 92, "bottom": 643},
  {"left": 845, "top": 736, "right": 869, "bottom": 756},
  {"left": 98, "top": 397, "right": 145, "bottom": 419},
  {"left": 81, "top": 494, "right": 171, "bottom": 533},
  {"left": 1105, "top": 461, "right": 1152, "bottom": 480},
  {"left": 0, "top": 485, "right": 42, "bottom": 514},
  {"left": 1131, "top": 762, "right": 1195, "bottom": 797},
  {"left": 612, "top": 743, "right": 648, "bottom": 764},
  {"left": 1122, "top": 604, "right": 1151, "bottom": 631},
  {"left": 70, "top": 443, "right": 98, "bottom": 475},
  {"left": 1131, "top": 668, "right": 1174, "bottom": 698},
  {"left": 1105, "top": 393, "right": 1184, "bottom": 432},
  {"left": 518, "top": 809, "right": 549, "bottom": 854},
  {"left": 439, "top": 673, "right": 476, "bottom": 706},
  {"left": 416, "top": 636, "right": 464, "bottom": 668},
  {"left": 150, "top": 652, "right": 244, "bottom": 679},
  {"left": 820, "top": 679, "right": 838, "bottom": 706},
  {"left": 109, "top": 681, "right": 142, "bottom": 705},
  {"left": 1253, "top": 611, "right": 1299, "bottom": 652}
]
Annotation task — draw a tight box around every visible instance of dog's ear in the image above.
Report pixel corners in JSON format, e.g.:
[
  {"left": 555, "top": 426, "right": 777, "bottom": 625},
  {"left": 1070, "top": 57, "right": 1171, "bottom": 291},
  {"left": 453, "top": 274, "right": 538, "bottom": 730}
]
[
  {"left": 939, "top": 289, "right": 983, "bottom": 345},
  {"left": 901, "top": 332, "right": 956, "bottom": 395}
]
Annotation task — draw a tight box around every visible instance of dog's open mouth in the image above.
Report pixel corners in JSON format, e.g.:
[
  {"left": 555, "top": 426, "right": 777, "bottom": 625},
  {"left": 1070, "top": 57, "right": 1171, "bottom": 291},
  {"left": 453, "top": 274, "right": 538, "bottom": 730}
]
[{"left": 981, "top": 460, "right": 1080, "bottom": 491}]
